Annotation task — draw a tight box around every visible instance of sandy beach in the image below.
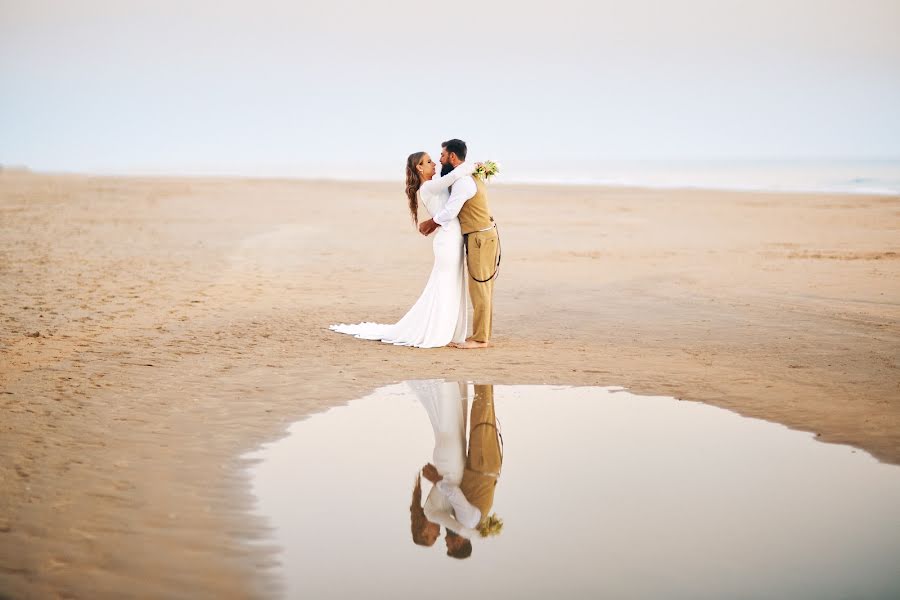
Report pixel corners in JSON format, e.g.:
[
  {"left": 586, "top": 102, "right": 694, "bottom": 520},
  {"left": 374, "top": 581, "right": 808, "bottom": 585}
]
[{"left": 1, "top": 170, "right": 898, "bottom": 598}]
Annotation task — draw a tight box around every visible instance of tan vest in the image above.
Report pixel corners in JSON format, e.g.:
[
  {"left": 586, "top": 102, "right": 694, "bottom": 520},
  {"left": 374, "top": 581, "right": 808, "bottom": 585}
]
[
  {"left": 460, "top": 469, "right": 497, "bottom": 526},
  {"left": 458, "top": 177, "right": 492, "bottom": 235}
]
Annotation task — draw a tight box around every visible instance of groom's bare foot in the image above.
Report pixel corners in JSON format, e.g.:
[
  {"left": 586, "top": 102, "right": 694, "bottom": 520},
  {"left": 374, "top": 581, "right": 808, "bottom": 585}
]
[{"left": 455, "top": 340, "right": 490, "bottom": 349}]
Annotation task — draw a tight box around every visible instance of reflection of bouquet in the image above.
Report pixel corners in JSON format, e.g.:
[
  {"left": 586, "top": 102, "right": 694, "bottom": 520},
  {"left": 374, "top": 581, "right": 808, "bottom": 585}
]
[
  {"left": 477, "top": 513, "right": 504, "bottom": 538},
  {"left": 473, "top": 160, "right": 500, "bottom": 182}
]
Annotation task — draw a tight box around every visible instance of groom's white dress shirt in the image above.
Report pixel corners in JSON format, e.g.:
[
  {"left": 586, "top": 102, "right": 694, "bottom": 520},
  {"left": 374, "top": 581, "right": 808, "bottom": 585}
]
[
  {"left": 432, "top": 166, "right": 477, "bottom": 228},
  {"left": 424, "top": 480, "right": 481, "bottom": 539},
  {"left": 439, "top": 480, "right": 482, "bottom": 529}
]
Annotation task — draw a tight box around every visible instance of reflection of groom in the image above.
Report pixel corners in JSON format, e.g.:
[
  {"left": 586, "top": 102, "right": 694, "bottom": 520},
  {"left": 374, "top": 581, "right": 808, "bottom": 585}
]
[
  {"left": 422, "top": 384, "right": 502, "bottom": 559},
  {"left": 460, "top": 384, "right": 502, "bottom": 529},
  {"left": 418, "top": 139, "right": 500, "bottom": 349}
]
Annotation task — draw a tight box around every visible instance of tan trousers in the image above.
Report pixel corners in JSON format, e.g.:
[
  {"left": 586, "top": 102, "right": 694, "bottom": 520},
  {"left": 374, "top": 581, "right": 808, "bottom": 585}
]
[
  {"left": 465, "top": 228, "right": 499, "bottom": 343},
  {"left": 461, "top": 384, "right": 502, "bottom": 520},
  {"left": 466, "top": 385, "right": 502, "bottom": 476}
]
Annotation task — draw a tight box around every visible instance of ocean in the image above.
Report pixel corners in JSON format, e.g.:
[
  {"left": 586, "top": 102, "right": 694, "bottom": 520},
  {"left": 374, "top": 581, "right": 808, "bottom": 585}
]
[
  {"left": 271, "top": 159, "right": 900, "bottom": 196},
  {"left": 39, "top": 159, "right": 900, "bottom": 196},
  {"left": 491, "top": 159, "right": 900, "bottom": 196}
]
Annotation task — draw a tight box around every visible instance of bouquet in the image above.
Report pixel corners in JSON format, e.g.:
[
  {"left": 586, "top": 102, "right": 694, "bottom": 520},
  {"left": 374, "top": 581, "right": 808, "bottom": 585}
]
[
  {"left": 477, "top": 513, "right": 504, "bottom": 538},
  {"left": 473, "top": 160, "right": 500, "bottom": 182}
]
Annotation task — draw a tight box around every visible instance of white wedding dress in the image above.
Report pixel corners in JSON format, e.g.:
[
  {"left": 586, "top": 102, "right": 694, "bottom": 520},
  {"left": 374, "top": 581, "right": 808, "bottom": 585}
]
[{"left": 329, "top": 165, "right": 472, "bottom": 348}]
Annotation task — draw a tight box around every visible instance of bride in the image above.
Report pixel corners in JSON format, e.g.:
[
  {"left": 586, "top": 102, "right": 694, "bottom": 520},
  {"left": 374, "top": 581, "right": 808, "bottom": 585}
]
[{"left": 329, "top": 152, "right": 474, "bottom": 348}]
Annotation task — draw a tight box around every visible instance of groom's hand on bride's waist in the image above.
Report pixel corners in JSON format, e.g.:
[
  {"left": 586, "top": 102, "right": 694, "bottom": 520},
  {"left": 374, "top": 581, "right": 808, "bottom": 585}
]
[{"left": 418, "top": 218, "right": 439, "bottom": 236}]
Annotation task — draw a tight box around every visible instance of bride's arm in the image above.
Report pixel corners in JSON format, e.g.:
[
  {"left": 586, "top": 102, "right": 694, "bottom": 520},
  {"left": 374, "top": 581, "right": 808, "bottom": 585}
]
[{"left": 418, "top": 162, "right": 476, "bottom": 197}]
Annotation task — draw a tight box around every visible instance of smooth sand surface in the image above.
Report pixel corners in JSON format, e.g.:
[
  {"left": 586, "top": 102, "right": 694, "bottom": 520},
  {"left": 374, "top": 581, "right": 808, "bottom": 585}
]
[{"left": 1, "top": 171, "right": 898, "bottom": 598}]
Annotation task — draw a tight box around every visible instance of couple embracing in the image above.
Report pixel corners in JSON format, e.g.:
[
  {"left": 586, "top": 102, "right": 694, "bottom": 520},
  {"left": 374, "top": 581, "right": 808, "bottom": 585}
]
[
  {"left": 408, "top": 381, "right": 503, "bottom": 559},
  {"left": 330, "top": 139, "right": 500, "bottom": 349}
]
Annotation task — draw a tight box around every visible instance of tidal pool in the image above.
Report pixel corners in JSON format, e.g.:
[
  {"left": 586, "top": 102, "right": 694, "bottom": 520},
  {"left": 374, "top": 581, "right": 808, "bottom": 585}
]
[{"left": 244, "top": 382, "right": 900, "bottom": 599}]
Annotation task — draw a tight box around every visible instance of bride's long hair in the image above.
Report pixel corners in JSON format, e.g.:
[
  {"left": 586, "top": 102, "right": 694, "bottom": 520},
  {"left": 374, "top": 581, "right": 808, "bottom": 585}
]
[
  {"left": 405, "top": 152, "right": 426, "bottom": 228},
  {"left": 410, "top": 474, "right": 437, "bottom": 546}
]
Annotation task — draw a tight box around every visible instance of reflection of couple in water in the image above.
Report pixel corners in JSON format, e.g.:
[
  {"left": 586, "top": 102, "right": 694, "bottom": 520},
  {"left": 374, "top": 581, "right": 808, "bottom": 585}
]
[{"left": 409, "top": 381, "right": 503, "bottom": 559}]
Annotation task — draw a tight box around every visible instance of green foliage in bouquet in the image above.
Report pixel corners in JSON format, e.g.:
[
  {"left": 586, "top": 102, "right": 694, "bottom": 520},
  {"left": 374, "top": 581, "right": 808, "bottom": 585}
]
[
  {"left": 473, "top": 160, "right": 500, "bottom": 182},
  {"left": 477, "top": 513, "right": 504, "bottom": 538}
]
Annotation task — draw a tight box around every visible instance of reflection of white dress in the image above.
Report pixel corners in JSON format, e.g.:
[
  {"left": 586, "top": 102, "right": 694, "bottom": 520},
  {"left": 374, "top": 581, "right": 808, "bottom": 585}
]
[
  {"left": 410, "top": 380, "right": 468, "bottom": 484},
  {"left": 408, "top": 380, "right": 481, "bottom": 538},
  {"left": 329, "top": 166, "right": 470, "bottom": 348}
]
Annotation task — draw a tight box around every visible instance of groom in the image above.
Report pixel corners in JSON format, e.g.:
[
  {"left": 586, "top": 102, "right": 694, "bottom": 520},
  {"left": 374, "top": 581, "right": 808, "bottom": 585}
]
[{"left": 418, "top": 139, "right": 500, "bottom": 349}]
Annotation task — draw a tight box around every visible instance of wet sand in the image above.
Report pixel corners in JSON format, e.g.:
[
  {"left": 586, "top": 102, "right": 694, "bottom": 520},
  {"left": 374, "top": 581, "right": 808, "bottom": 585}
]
[{"left": 1, "top": 171, "right": 898, "bottom": 598}]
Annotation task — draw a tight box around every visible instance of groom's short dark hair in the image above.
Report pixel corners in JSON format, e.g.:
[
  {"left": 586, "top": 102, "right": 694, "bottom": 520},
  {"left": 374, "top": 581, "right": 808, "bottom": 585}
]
[{"left": 442, "top": 139, "right": 467, "bottom": 161}]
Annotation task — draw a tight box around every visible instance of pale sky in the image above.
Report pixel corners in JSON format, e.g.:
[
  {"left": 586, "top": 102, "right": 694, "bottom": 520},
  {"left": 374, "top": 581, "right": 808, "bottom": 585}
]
[{"left": 2, "top": 0, "right": 899, "bottom": 177}]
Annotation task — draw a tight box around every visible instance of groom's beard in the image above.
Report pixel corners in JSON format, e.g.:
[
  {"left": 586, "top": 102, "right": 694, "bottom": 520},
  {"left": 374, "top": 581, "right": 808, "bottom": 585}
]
[{"left": 440, "top": 162, "right": 453, "bottom": 177}]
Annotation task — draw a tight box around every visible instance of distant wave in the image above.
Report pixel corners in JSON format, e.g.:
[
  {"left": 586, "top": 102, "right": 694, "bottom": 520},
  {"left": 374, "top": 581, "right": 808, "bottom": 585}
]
[
  {"left": 495, "top": 176, "right": 900, "bottom": 196},
  {"left": 305, "top": 160, "right": 900, "bottom": 196},
  {"left": 493, "top": 161, "right": 900, "bottom": 196},
  {"left": 18, "top": 160, "right": 900, "bottom": 196}
]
